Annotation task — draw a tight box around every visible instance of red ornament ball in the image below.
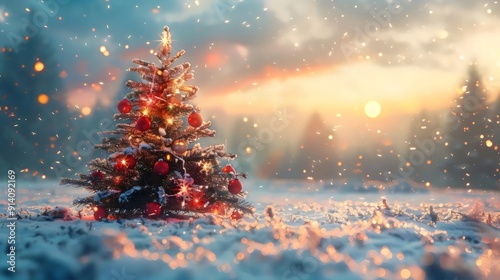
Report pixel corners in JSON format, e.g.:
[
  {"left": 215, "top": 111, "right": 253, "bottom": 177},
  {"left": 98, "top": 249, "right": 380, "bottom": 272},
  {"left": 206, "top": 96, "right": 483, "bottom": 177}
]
[
  {"left": 231, "top": 210, "right": 243, "bottom": 220},
  {"left": 188, "top": 112, "right": 203, "bottom": 128},
  {"left": 136, "top": 116, "right": 151, "bottom": 131},
  {"left": 115, "top": 155, "right": 136, "bottom": 171},
  {"left": 228, "top": 179, "right": 242, "bottom": 195},
  {"left": 124, "top": 155, "right": 136, "bottom": 169},
  {"left": 154, "top": 160, "right": 169, "bottom": 176},
  {"left": 113, "top": 162, "right": 122, "bottom": 172},
  {"left": 171, "top": 139, "right": 188, "bottom": 155},
  {"left": 93, "top": 206, "right": 107, "bottom": 221},
  {"left": 90, "top": 170, "right": 104, "bottom": 184},
  {"left": 146, "top": 202, "right": 162, "bottom": 218},
  {"left": 117, "top": 99, "right": 132, "bottom": 114},
  {"left": 221, "top": 165, "right": 236, "bottom": 174}
]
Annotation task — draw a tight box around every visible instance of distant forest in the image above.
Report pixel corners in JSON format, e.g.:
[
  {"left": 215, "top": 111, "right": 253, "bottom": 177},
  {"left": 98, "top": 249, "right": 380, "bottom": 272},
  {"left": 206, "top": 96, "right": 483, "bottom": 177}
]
[
  {"left": 232, "top": 65, "right": 500, "bottom": 189},
  {"left": 1, "top": 36, "right": 499, "bottom": 189}
]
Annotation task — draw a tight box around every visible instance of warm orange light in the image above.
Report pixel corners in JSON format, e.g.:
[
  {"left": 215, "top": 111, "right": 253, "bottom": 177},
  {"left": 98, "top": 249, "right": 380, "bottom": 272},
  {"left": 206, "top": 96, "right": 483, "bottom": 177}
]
[
  {"left": 486, "top": 140, "right": 493, "bottom": 148},
  {"left": 160, "top": 35, "right": 168, "bottom": 46},
  {"left": 400, "top": 268, "right": 411, "bottom": 279},
  {"left": 38, "top": 94, "right": 49, "bottom": 104},
  {"left": 100, "top": 46, "right": 110, "bottom": 56},
  {"left": 81, "top": 107, "right": 92, "bottom": 116},
  {"left": 205, "top": 52, "right": 223, "bottom": 67},
  {"left": 364, "top": 101, "right": 382, "bottom": 118},
  {"left": 34, "top": 61, "right": 44, "bottom": 72}
]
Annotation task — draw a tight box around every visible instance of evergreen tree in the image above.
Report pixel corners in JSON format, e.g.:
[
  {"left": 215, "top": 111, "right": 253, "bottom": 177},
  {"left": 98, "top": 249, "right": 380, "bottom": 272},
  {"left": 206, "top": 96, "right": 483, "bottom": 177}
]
[
  {"left": 403, "top": 110, "right": 445, "bottom": 184},
  {"left": 362, "top": 140, "right": 399, "bottom": 182},
  {"left": 490, "top": 92, "right": 500, "bottom": 184},
  {"left": 442, "top": 65, "right": 499, "bottom": 189},
  {"left": 61, "top": 26, "right": 253, "bottom": 219},
  {"left": 0, "top": 35, "right": 68, "bottom": 178},
  {"left": 291, "top": 112, "right": 338, "bottom": 180},
  {"left": 258, "top": 144, "right": 295, "bottom": 179}
]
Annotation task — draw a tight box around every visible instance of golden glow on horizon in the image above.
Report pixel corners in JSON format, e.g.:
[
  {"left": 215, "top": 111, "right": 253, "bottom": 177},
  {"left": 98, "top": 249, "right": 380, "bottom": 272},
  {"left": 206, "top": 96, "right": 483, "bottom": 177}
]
[
  {"left": 364, "top": 101, "right": 382, "bottom": 118},
  {"left": 199, "top": 63, "right": 464, "bottom": 119}
]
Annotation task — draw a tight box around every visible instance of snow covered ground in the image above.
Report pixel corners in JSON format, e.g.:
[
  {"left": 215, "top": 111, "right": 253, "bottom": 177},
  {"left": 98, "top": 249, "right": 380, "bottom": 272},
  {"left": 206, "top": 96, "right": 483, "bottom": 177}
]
[{"left": 1, "top": 179, "right": 499, "bottom": 280}]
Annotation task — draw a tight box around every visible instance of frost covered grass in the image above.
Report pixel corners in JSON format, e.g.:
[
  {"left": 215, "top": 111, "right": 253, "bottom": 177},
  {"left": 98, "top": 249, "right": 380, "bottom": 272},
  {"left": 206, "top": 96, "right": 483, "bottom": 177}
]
[{"left": 1, "top": 180, "right": 499, "bottom": 280}]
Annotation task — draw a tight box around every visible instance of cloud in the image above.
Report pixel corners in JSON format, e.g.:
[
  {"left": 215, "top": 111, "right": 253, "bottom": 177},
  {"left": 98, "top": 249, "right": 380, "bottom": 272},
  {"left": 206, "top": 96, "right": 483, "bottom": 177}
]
[
  {"left": 198, "top": 62, "right": 461, "bottom": 119},
  {"left": 2, "top": 0, "right": 500, "bottom": 116},
  {"left": 265, "top": 0, "right": 337, "bottom": 46}
]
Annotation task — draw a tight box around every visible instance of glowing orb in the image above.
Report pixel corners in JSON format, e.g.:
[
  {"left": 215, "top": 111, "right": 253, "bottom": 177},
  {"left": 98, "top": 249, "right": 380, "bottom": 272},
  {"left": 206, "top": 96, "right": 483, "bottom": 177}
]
[
  {"left": 81, "top": 107, "right": 92, "bottom": 116},
  {"left": 364, "top": 101, "right": 382, "bottom": 118},
  {"left": 34, "top": 61, "right": 44, "bottom": 72},
  {"left": 37, "top": 94, "right": 49, "bottom": 104},
  {"left": 486, "top": 140, "right": 493, "bottom": 148},
  {"left": 99, "top": 45, "right": 110, "bottom": 57}
]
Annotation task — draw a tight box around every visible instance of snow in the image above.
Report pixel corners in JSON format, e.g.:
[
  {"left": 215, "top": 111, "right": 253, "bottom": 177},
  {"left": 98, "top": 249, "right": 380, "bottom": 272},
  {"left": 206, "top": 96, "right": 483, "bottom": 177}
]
[
  {"left": 118, "top": 186, "right": 142, "bottom": 203},
  {"left": 122, "top": 147, "right": 137, "bottom": 155},
  {"left": 1, "top": 180, "right": 499, "bottom": 280}
]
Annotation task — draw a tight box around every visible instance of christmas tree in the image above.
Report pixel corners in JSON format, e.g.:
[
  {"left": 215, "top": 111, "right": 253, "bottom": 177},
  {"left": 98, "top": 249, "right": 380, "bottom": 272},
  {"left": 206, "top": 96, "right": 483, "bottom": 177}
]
[{"left": 61, "top": 26, "right": 253, "bottom": 220}]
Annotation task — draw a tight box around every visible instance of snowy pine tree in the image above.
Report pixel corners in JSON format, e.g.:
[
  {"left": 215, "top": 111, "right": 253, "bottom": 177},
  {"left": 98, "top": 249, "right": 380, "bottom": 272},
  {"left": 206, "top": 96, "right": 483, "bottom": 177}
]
[
  {"left": 442, "top": 65, "right": 499, "bottom": 189},
  {"left": 61, "top": 26, "right": 253, "bottom": 219}
]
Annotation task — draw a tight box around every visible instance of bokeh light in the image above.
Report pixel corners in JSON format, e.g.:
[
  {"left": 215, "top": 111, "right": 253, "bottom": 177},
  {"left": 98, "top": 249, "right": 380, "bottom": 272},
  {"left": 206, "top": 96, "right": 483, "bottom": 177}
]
[
  {"left": 37, "top": 94, "right": 49, "bottom": 104},
  {"left": 364, "top": 101, "right": 382, "bottom": 118},
  {"left": 485, "top": 140, "right": 493, "bottom": 148},
  {"left": 100, "top": 45, "right": 110, "bottom": 57},
  {"left": 81, "top": 107, "right": 92, "bottom": 116},
  {"left": 34, "top": 61, "right": 44, "bottom": 72}
]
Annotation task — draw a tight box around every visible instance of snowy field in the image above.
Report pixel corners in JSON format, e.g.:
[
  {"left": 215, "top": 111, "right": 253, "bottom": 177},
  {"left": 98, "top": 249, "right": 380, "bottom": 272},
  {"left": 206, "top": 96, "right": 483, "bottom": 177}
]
[{"left": 1, "top": 180, "right": 499, "bottom": 280}]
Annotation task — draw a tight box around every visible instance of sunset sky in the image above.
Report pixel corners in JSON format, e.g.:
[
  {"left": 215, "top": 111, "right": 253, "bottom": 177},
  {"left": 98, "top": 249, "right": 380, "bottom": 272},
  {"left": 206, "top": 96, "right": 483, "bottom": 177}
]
[{"left": 2, "top": 0, "right": 500, "bottom": 143}]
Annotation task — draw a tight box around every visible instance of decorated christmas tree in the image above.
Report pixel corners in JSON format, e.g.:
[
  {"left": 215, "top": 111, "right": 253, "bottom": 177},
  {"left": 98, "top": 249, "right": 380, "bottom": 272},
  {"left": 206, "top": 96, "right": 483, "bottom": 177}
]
[{"left": 61, "top": 26, "right": 253, "bottom": 220}]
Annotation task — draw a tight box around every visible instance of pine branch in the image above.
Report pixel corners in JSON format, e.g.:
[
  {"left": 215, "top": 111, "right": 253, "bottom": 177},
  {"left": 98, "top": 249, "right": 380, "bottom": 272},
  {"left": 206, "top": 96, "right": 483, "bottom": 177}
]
[
  {"left": 60, "top": 177, "right": 90, "bottom": 187},
  {"left": 94, "top": 137, "right": 129, "bottom": 152},
  {"left": 169, "top": 50, "right": 186, "bottom": 65},
  {"left": 88, "top": 158, "right": 114, "bottom": 173},
  {"left": 73, "top": 196, "right": 94, "bottom": 206},
  {"left": 181, "top": 85, "right": 199, "bottom": 100},
  {"left": 132, "top": 58, "right": 155, "bottom": 68}
]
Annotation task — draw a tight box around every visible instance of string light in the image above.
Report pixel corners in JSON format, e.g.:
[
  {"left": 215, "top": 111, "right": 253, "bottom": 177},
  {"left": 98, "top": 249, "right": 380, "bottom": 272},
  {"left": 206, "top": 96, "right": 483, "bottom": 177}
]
[
  {"left": 160, "top": 32, "right": 170, "bottom": 47},
  {"left": 201, "top": 162, "right": 213, "bottom": 174}
]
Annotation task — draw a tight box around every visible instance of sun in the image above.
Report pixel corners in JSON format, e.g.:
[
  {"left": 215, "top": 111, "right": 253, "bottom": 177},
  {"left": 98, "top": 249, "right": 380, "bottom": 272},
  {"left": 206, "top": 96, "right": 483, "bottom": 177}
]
[{"left": 364, "top": 101, "right": 381, "bottom": 118}]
